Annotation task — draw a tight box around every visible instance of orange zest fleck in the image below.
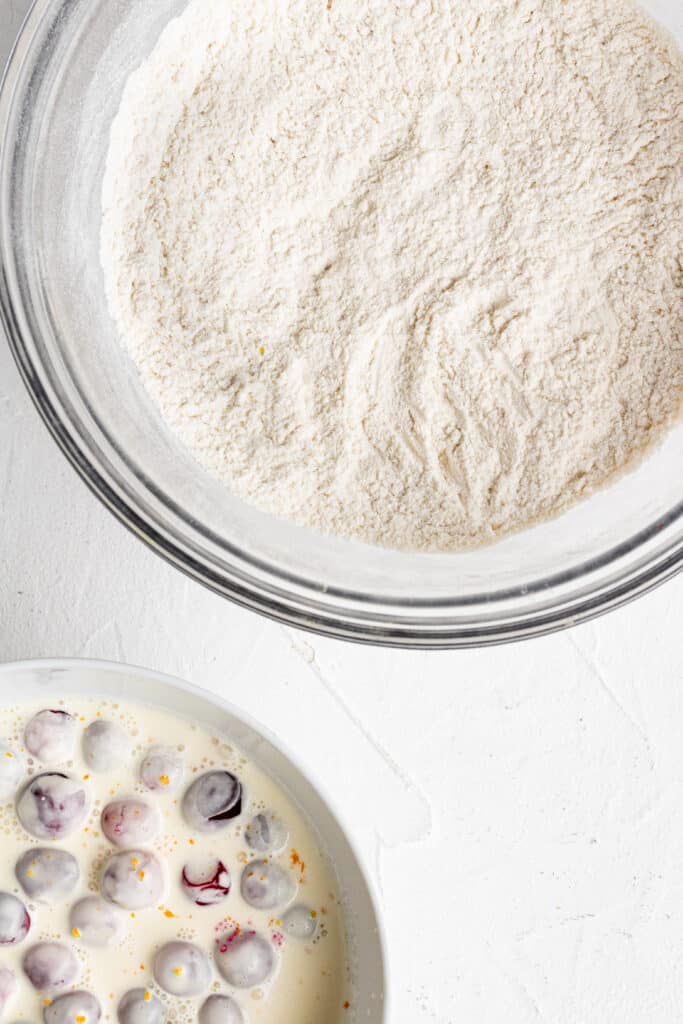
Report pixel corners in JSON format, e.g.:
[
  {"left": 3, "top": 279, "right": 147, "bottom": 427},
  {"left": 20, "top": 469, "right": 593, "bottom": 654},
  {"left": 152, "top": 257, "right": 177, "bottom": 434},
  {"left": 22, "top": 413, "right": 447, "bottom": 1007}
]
[{"left": 290, "top": 849, "right": 305, "bottom": 875}]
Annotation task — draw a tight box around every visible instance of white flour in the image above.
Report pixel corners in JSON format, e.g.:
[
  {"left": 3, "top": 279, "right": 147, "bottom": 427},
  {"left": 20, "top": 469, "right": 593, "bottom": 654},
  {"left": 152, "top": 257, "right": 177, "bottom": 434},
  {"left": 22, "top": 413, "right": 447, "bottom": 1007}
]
[{"left": 101, "top": 0, "right": 683, "bottom": 551}]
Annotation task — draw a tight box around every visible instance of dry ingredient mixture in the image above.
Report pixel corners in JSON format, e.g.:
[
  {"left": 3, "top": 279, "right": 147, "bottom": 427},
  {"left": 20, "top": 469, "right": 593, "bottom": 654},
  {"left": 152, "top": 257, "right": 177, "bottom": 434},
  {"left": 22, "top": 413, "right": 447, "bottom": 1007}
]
[
  {"left": 0, "top": 699, "right": 349, "bottom": 1023},
  {"left": 101, "top": 0, "right": 683, "bottom": 551}
]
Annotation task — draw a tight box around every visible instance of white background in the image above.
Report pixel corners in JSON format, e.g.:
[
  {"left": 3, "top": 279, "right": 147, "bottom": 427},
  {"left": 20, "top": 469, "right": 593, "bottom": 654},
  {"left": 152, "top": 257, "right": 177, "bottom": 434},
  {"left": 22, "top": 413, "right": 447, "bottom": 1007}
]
[{"left": 2, "top": 2, "right": 683, "bottom": 1021}]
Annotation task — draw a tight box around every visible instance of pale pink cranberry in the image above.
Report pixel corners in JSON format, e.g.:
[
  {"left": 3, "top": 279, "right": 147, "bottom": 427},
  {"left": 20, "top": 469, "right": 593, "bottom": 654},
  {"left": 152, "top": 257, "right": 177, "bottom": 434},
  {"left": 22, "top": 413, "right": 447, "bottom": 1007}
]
[
  {"left": 15, "top": 847, "right": 79, "bottom": 903},
  {"left": 83, "top": 720, "right": 131, "bottom": 773},
  {"left": 0, "top": 892, "right": 30, "bottom": 945},
  {"left": 101, "top": 797, "right": 160, "bottom": 847},
  {"left": 23, "top": 941, "right": 80, "bottom": 992},
  {"left": 24, "top": 710, "right": 76, "bottom": 763},
  {"left": 153, "top": 940, "right": 211, "bottom": 996},
  {"left": 16, "top": 772, "right": 89, "bottom": 839},
  {"left": 245, "top": 811, "right": 288, "bottom": 855},
  {"left": 240, "top": 859, "right": 296, "bottom": 910},
  {"left": 70, "top": 896, "right": 124, "bottom": 948},
  {"left": 101, "top": 850, "right": 164, "bottom": 910},
  {"left": 0, "top": 966, "right": 17, "bottom": 1014},
  {"left": 282, "top": 904, "right": 318, "bottom": 941},
  {"left": 139, "top": 745, "right": 183, "bottom": 792},
  {"left": 199, "top": 994, "right": 245, "bottom": 1024},
  {"left": 117, "top": 987, "right": 165, "bottom": 1024},
  {"left": 0, "top": 743, "right": 23, "bottom": 800},
  {"left": 215, "top": 930, "right": 276, "bottom": 989},
  {"left": 44, "top": 991, "right": 102, "bottom": 1024}
]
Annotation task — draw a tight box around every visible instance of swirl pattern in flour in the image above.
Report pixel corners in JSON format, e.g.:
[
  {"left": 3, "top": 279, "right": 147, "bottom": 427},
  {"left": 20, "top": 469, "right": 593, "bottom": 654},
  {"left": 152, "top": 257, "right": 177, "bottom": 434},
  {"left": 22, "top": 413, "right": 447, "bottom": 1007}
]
[{"left": 101, "top": 0, "right": 683, "bottom": 551}]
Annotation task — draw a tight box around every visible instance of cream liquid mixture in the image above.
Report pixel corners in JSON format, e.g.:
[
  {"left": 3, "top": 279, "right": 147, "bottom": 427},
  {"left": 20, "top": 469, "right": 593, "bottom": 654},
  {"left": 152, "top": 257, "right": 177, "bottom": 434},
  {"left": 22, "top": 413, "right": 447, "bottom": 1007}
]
[{"left": 0, "top": 698, "right": 350, "bottom": 1024}]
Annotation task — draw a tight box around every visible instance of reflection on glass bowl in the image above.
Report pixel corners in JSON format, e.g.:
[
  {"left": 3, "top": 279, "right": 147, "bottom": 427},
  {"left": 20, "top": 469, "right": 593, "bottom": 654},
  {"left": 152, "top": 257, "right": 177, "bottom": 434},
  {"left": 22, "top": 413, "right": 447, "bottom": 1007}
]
[{"left": 1, "top": 0, "right": 682, "bottom": 647}]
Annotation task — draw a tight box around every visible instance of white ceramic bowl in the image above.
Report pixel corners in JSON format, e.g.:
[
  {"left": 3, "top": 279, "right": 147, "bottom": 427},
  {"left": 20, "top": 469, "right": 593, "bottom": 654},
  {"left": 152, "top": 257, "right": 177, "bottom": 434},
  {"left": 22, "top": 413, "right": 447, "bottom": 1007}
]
[{"left": 0, "top": 657, "right": 388, "bottom": 1023}]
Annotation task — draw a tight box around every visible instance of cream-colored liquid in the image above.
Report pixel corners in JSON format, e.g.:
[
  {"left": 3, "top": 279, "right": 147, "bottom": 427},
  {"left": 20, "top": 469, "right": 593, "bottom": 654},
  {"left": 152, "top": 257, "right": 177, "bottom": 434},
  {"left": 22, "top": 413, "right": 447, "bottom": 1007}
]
[{"left": 0, "top": 698, "right": 349, "bottom": 1023}]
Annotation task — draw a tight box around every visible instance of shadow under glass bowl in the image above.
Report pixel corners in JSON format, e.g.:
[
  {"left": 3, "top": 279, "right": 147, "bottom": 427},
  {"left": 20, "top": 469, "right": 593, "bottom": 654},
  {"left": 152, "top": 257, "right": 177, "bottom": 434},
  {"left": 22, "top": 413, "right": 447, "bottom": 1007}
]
[
  {"left": 0, "top": 657, "right": 388, "bottom": 1021},
  {"left": 1, "top": 0, "right": 682, "bottom": 649}
]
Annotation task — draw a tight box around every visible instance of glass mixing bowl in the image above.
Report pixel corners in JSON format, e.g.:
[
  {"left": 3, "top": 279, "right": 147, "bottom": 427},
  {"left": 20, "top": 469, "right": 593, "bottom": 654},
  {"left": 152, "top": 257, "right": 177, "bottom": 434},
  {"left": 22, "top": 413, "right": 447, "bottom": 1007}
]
[{"left": 1, "top": 0, "right": 682, "bottom": 648}]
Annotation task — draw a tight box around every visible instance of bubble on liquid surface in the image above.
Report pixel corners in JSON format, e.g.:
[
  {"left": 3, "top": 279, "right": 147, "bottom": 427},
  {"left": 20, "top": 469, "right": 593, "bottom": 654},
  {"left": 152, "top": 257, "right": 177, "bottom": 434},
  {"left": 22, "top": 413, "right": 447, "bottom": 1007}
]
[
  {"left": 23, "top": 941, "right": 80, "bottom": 992},
  {"left": 198, "top": 994, "right": 245, "bottom": 1024},
  {"left": 139, "top": 746, "right": 183, "bottom": 792},
  {"left": 101, "top": 798, "right": 160, "bottom": 847},
  {"left": 182, "top": 771, "right": 243, "bottom": 832},
  {"left": 0, "top": 893, "right": 30, "bottom": 945},
  {"left": 153, "top": 940, "right": 211, "bottom": 997},
  {"left": 117, "top": 988, "right": 165, "bottom": 1024},
  {"left": 43, "top": 991, "right": 102, "bottom": 1024},
  {"left": 0, "top": 966, "right": 17, "bottom": 1014},
  {"left": 83, "top": 720, "right": 131, "bottom": 773},
  {"left": 16, "top": 848, "right": 79, "bottom": 903},
  {"left": 245, "top": 811, "right": 288, "bottom": 855},
  {"left": 215, "top": 931, "right": 276, "bottom": 989},
  {"left": 181, "top": 856, "right": 231, "bottom": 906},
  {"left": 101, "top": 850, "right": 164, "bottom": 910},
  {"left": 24, "top": 710, "right": 76, "bottom": 763},
  {"left": 70, "top": 896, "right": 124, "bottom": 947},
  {"left": 281, "top": 904, "right": 318, "bottom": 941},
  {"left": 16, "top": 772, "right": 89, "bottom": 839},
  {"left": 241, "top": 859, "right": 296, "bottom": 911},
  {"left": 0, "top": 744, "right": 23, "bottom": 800}
]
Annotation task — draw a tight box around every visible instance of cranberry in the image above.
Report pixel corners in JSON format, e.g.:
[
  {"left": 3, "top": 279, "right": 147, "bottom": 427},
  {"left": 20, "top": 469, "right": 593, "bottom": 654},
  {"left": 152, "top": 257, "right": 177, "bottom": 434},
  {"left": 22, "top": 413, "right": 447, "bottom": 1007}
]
[
  {"left": 101, "top": 850, "right": 164, "bottom": 910},
  {"left": 24, "top": 709, "right": 76, "bottom": 763},
  {"left": 44, "top": 991, "right": 101, "bottom": 1024},
  {"left": 181, "top": 856, "right": 231, "bottom": 906},
  {"left": 23, "top": 941, "right": 80, "bottom": 992},
  {"left": 215, "top": 930, "right": 276, "bottom": 989},
  {"left": 153, "top": 940, "right": 211, "bottom": 996},
  {"left": 241, "top": 859, "right": 296, "bottom": 911},
  {"left": 15, "top": 847, "right": 79, "bottom": 903},
  {"left": 182, "top": 771, "right": 242, "bottom": 832},
  {"left": 198, "top": 994, "right": 245, "bottom": 1024},
  {"left": 83, "top": 720, "right": 131, "bottom": 773},
  {"left": 101, "top": 797, "right": 160, "bottom": 847},
  {"left": 16, "top": 772, "right": 89, "bottom": 839},
  {"left": 117, "top": 988, "right": 165, "bottom": 1024},
  {"left": 0, "top": 893, "right": 30, "bottom": 945}
]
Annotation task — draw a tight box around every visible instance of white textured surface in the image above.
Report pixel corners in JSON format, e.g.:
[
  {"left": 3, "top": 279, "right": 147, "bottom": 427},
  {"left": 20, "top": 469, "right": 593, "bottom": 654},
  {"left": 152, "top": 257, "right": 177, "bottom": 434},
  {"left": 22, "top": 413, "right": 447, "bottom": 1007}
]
[{"left": 3, "top": 4, "right": 683, "bottom": 1021}]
